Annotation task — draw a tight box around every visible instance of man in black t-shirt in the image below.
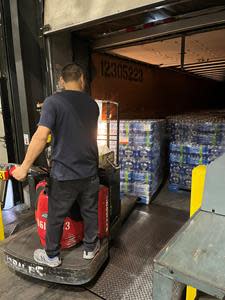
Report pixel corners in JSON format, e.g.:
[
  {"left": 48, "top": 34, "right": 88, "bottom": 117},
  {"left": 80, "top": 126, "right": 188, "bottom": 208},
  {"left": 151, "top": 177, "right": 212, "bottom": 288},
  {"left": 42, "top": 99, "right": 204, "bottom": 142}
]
[{"left": 12, "top": 64, "right": 100, "bottom": 267}]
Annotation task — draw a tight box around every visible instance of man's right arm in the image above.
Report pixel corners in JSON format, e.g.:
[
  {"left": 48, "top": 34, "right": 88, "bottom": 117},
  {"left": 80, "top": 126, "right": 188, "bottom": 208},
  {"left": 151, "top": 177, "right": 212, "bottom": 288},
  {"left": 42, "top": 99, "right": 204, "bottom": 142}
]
[
  {"left": 12, "top": 97, "right": 57, "bottom": 181},
  {"left": 21, "top": 126, "right": 51, "bottom": 171},
  {"left": 12, "top": 126, "right": 51, "bottom": 181}
]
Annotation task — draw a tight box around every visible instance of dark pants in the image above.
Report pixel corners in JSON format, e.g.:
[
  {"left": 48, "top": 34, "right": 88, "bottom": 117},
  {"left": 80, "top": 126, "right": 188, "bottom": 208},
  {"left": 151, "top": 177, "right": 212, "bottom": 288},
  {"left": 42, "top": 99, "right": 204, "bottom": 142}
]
[{"left": 45, "top": 176, "right": 99, "bottom": 257}]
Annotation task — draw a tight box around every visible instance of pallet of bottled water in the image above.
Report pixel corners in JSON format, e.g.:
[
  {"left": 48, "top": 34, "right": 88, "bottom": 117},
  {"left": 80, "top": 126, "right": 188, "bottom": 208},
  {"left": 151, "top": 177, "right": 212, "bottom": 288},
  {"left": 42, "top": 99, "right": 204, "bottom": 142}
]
[
  {"left": 167, "top": 113, "right": 225, "bottom": 191},
  {"left": 119, "top": 119, "right": 166, "bottom": 204}
]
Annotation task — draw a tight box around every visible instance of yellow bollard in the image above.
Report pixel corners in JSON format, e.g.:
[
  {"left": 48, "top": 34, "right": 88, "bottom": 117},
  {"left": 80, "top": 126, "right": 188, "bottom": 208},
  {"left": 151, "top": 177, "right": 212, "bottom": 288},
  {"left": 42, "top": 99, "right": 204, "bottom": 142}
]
[
  {"left": 186, "top": 287, "right": 197, "bottom": 300},
  {"left": 189, "top": 165, "right": 207, "bottom": 217},
  {"left": 0, "top": 204, "right": 5, "bottom": 240},
  {"left": 186, "top": 165, "right": 207, "bottom": 300}
]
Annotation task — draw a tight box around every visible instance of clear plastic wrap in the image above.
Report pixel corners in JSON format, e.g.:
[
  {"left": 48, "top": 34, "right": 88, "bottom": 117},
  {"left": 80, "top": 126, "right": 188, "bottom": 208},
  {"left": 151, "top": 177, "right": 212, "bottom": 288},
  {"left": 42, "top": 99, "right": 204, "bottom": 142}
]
[
  {"left": 167, "top": 113, "right": 225, "bottom": 191},
  {"left": 119, "top": 119, "right": 166, "bottom": 204}
]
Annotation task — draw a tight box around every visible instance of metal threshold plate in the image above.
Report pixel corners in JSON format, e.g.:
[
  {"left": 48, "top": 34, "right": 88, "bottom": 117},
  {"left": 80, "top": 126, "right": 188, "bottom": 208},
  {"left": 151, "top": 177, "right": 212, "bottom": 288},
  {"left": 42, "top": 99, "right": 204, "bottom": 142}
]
[
  {"left": 4, "top": 225, "right": 108, "bottom": 285},
  {"left": 88, "top": 205, "right": 188, "bottom": 300}
]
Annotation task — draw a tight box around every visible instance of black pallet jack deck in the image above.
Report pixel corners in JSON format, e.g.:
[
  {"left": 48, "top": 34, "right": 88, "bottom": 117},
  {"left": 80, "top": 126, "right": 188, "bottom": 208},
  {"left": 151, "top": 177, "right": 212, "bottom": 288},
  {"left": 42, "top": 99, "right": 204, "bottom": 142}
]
[
  {"left": 1, "top": 200, "right": 189, "bottom": 300},
  {"left": 4, "top": 225, "right": 109, "bottom": 285}
]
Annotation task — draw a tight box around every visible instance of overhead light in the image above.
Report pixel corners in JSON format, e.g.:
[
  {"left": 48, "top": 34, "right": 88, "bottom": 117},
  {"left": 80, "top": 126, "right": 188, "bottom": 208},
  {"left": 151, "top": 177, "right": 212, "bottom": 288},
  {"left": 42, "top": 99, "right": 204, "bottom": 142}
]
[{"left": 146, "top": 11, "right": 170, "bottom": 23}]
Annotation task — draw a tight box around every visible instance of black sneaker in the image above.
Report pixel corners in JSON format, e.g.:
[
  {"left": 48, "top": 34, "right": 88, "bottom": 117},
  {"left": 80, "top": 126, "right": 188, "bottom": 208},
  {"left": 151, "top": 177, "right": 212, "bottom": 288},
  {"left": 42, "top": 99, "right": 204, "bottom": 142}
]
[{"left": 83, "top": 240, "right": 100, "bottom": 260}]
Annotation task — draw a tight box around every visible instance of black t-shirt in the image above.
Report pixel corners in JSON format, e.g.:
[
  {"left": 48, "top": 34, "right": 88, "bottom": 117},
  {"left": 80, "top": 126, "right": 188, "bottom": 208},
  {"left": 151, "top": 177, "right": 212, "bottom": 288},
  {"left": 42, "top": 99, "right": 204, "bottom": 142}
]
[{"left": 39, "top": 90, "right": 99, "bottom": 181}]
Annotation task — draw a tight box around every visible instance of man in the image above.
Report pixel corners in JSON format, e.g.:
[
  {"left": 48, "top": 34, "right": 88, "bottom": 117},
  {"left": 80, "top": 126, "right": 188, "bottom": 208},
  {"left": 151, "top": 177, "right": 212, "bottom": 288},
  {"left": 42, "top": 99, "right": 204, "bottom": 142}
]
[{"left": 12, "top": 63, "right": 100, "bottom": 267}]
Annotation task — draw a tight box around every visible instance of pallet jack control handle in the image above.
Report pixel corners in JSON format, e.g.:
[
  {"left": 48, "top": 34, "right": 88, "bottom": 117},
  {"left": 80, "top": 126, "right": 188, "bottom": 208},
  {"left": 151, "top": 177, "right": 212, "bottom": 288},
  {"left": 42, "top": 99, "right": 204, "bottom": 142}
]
[
  {"left": 0, "top": 164, "right": 49, "bottom": 182},
  {"left": 9, "top": 166, "right": 16, "bottom": 176},
  {"left": 0, "top": 164, "right": 17, "bottom": 181},
  {"left": 106, "top": 158, "right": 120, "bottom": 170}
]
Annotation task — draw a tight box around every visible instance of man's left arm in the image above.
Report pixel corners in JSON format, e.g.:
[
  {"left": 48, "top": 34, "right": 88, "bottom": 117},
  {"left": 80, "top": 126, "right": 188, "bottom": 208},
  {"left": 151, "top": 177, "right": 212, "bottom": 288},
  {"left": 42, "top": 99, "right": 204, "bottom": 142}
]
[{"left": 12, "top": 126, "right": 50, "bottom": 181}]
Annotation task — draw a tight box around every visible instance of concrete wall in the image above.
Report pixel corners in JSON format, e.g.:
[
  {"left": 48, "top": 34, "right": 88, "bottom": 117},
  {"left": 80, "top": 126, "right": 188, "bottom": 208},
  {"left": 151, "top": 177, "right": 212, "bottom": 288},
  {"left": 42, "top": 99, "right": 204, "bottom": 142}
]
[
  {"left": 44, "top": 0, "right": 162, "bottom": 33},
  {"left": 91, "top": 52, "right": 225, "bottom": 119}
]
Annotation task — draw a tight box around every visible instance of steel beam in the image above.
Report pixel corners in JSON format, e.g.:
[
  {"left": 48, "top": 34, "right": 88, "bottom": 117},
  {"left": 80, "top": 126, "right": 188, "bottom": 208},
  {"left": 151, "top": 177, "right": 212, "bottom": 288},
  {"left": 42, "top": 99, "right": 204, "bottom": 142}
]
[
  {"left": 0, "top": 0, "right": 25, "bottom": 203},
  {"left": 186, "top": 69, "right": 225, "bottom": 75},
  {"left": 193, "top": 69, "right": 225, "bottom": 74},
  {"left": 184, "top": 64, "right": 225, "bottom": 71},
  {"left": 175, "top": 59, "right": 225, "bottom": 69},
  {"left": 190, "top": 67, "right": 225, "bottom": 73},
  {"left": 93, "top": 10, "right": 225, "bottom": 50},
  {"left": 45, "top": 37, "right": 54, "bottom": 94},
  {"left": 9, "top": 0, "right": 30, "bottom": 149},
  {"left": 180, "top": 35, "right": 186, "bottom": 71},
  {"left": 192, "top": 74, "right": 224, "bottom": 79}
]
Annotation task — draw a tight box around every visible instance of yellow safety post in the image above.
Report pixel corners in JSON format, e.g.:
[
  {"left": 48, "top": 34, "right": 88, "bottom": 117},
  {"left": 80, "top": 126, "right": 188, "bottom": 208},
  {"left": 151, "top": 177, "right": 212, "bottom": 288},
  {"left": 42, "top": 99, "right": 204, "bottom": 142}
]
[
  {"left": 0, "top": 204, "right": 4, "bottom": 240},
  {"left": 186, "top": 165, "right": 207, "bottom": 300}
]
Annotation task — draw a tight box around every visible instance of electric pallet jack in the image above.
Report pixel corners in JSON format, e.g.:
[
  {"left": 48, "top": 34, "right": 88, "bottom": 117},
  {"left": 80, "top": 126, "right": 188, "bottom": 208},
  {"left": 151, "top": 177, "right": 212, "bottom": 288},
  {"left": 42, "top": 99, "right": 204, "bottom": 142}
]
[{"left": 1, "top": 101, "right": 136, "bottom": 285}]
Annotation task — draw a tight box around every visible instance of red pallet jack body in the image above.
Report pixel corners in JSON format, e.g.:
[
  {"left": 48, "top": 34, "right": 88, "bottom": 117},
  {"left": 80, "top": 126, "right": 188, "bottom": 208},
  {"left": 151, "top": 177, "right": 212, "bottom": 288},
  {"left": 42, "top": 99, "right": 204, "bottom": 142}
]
[
  {"left": 2, "top": 162, "right": 124, "bottom": 285},
  {"left": 35, "top": 180, "right": 109, "bottom": 249}
]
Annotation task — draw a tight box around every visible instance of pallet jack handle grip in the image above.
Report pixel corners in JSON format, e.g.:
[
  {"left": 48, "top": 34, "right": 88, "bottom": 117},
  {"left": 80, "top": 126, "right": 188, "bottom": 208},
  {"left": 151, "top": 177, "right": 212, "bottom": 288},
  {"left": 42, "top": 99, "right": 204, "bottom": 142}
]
[
  {"left": 9, "top": 166, "right": 16, "bottom": 177},
  {"left": 0, "top": 164, "right": 17, "bottom": 181}
]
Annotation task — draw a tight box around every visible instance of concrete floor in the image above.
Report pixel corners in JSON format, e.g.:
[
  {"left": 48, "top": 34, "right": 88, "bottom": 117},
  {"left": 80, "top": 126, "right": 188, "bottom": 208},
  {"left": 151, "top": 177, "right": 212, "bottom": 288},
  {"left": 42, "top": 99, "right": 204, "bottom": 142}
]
[
  {"left": 2, "top": 204, "right": 34, "bottom": 238},
  {"left": 0, "top": 183, "right": 190, "bottom": 300}
]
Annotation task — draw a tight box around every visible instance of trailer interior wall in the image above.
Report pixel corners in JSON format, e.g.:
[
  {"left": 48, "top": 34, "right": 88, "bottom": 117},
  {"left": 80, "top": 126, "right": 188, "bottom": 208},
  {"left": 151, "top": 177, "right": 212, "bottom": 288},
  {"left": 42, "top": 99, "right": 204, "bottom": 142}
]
[
  {"left": 49, "top": 32, "right": 225, "bottom": 118},
  {"left": 91, "top": 52, "right": 224, "bottom": 119}
]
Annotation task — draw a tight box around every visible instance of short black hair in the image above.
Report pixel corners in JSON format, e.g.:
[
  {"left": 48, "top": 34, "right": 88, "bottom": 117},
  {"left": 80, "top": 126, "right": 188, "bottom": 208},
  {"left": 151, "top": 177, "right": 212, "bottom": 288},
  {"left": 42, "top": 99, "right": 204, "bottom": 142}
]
[{"left": 61, "top": 63, "right": 84, "bottom": 82}]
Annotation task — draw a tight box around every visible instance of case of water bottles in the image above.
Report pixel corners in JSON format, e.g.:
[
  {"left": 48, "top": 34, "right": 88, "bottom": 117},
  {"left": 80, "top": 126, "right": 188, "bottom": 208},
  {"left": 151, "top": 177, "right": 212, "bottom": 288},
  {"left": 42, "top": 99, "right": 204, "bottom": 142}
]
[
  {"left": 119, "top": 119, "right": 166, "bottom": 204},
  {"left": 167, "top": 113, "right": 225, "bottom": 191}
]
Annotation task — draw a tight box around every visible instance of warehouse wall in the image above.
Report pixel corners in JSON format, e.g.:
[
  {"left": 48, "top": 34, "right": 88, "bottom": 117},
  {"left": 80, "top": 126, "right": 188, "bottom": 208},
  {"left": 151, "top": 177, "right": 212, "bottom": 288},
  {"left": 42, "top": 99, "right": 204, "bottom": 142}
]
[{"left": 91, "top": 52, "right": 225, "bottom": 118}]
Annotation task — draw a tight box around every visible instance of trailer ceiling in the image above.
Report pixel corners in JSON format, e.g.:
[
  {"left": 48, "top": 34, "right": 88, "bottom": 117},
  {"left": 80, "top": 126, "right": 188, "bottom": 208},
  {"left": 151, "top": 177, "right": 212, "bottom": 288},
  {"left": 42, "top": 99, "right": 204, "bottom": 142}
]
[
  {"left": 72, "top": 1, "right": 225, "bottom": 82},
  {"left": 108, "top": 28, "right": 225, "bottom": 82}
]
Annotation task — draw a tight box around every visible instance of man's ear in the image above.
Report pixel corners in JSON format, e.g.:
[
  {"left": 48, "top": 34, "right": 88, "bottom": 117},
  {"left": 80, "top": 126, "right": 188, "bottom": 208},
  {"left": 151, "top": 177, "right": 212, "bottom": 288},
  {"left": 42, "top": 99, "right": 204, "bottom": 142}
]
[
  {"left": 58, "top": 76, "right": 65, "bottom": 89},
  {"left": 80, "top": 74, "right": 86, "bottom": 91}
]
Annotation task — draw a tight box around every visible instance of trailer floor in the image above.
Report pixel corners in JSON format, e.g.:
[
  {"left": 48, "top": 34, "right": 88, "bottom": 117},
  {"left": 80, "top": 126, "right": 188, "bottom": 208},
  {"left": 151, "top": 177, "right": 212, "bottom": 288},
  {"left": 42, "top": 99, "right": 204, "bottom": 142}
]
[
  {"left": 153, "top": 182, "right": 190, "bottom": 212},
  {"left": 0, "top": 185, "right": 189, "bottom": 300}
]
